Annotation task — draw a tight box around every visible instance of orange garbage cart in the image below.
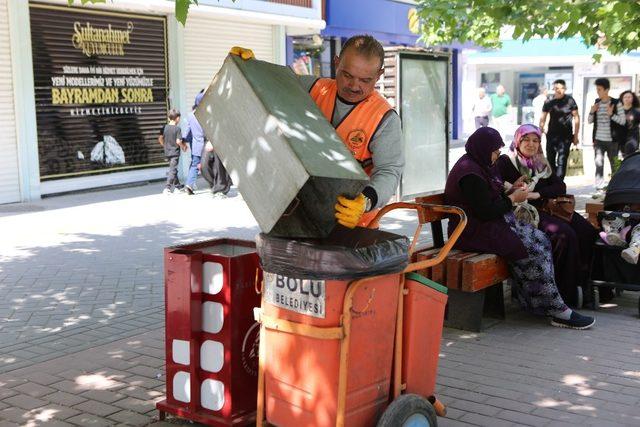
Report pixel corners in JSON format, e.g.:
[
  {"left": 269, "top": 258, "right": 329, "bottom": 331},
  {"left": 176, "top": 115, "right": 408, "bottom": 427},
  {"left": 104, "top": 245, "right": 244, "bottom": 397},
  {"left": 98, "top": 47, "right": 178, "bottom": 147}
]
[{"left": 255, "top": 202, "right": 466, "bottom": 427}]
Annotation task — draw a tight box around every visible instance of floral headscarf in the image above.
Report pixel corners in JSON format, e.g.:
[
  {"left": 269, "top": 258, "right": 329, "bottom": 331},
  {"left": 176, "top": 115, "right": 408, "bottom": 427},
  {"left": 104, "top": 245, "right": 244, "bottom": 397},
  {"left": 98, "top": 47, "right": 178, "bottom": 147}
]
[{"left": 509, "top": 124, "right": 552, "bottom": 183}]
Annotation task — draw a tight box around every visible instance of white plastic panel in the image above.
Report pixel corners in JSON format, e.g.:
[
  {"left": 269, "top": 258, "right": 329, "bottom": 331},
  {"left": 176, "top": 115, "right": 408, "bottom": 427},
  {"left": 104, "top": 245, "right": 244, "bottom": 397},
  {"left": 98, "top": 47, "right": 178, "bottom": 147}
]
[
  {"left": 201, "top": 379, "right": 225, "bottom": 411},
  {"left": 202, "top": 262, "right": 224, "bottom": 295},
  {"left": 400, "top": 54, "right": 449, "bottom": 198},
  {"left": 172, "top": 339, "right": 190, "bottom": 365},
  {"left": 173, "top": 371, "right": 191, "bottom": 403},
  {"left": 200, "top": 340, "right": 224, "bottom": 373},
  {"left": 202, "top": 301, "right": 224, "bottom": 334}
]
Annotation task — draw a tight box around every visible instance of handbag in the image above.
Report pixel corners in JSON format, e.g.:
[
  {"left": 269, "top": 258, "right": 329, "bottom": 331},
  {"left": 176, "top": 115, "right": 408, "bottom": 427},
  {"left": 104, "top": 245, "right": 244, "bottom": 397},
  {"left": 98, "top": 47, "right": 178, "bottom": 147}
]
[
  {"left": 566, "top": 147, "right": 584, "bottom": 177},
  {"left": 513, "top": 202, "right": 540, "bottom": 227},
  {"left": 541, "top": 195, "right": 575, "bottom": 222}
]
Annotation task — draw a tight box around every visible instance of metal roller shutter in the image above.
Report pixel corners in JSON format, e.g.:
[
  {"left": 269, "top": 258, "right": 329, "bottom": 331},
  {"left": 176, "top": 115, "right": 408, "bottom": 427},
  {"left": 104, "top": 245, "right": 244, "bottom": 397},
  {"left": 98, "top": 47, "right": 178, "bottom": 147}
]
[
  {"left": 0, "top": 0, "right": 21, "bottom": 203},
  {"left": 183, "top": 15, "right": 274, "bottom": 105}
]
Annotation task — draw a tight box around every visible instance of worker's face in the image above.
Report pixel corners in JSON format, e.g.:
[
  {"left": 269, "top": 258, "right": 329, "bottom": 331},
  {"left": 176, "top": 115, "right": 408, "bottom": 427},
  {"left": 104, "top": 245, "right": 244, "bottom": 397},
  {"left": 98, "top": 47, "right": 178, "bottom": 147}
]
[
  {"left": 519, "top": 133, "right": 540, "bottom": 158},
  {"left": 553, "top": 83, "right": 566, "bottom": 97},
  {"left": 596, "top": 85, "right": 608, "bottom": 99},
  {"left": 334, "top": 49, "right": 383, "bottom": 103},
  {"left": 491, "top": 149, "right": 501, "bottom": 164}
]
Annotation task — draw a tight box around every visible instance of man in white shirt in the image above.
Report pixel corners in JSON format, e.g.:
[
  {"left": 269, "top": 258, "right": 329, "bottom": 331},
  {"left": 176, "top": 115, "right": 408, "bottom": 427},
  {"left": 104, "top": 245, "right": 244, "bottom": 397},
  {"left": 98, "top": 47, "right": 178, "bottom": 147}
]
[
  {"left": 472, "top": 87, "right": 492, "bottom": 129},
  {"left": 532, "top": 85, "right": 548, "bottom": 127}
]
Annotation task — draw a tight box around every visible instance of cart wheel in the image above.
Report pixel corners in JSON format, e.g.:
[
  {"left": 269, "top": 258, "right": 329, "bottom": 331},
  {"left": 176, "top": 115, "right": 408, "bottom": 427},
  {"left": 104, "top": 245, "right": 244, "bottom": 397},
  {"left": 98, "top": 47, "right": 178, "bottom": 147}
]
[
  {"left": 377, "top": 394, "right": 437, "bottom": 427},
  {"left": 576, "top": 286, "right": 583, "bottom": 309}
]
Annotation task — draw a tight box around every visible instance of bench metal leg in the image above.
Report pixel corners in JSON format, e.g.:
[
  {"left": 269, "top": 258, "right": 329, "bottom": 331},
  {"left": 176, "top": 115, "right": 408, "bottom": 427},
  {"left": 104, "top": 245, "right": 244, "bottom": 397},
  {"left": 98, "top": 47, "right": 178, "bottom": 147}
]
[
  {"left": 444, "top": 284, "right": 505, "bottom": 332},
  {"left": 483, "top": 283, "right": 505, "bottom": 319}
]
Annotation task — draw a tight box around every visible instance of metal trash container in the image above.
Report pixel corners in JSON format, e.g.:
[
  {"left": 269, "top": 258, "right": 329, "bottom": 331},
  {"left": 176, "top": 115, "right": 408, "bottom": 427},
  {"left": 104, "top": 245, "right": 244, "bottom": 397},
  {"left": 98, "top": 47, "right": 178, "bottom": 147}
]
[{"left": 195, "top": 55, "right": 369, "bottom": 238}]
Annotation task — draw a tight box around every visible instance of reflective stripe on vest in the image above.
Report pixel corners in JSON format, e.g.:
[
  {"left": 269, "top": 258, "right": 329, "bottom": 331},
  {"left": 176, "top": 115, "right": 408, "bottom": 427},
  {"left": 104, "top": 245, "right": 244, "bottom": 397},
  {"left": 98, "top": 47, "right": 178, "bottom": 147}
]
[{"left": 309, "top": 78, "right": 392, "bottom": 228}]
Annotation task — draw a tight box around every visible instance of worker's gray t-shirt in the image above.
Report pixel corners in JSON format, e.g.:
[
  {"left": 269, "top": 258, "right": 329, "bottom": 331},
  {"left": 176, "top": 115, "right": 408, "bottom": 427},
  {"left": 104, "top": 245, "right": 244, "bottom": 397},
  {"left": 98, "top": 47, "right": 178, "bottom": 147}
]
[{"left": 298, "top": 75, "right": 404, "bottom": 209}]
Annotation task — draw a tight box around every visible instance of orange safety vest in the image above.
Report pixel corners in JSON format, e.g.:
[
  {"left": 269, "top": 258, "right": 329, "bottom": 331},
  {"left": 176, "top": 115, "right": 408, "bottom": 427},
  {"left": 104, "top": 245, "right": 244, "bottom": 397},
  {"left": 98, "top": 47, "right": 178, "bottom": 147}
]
[{"left": 309, "top": 78, "right": 392, "bottom": 227}]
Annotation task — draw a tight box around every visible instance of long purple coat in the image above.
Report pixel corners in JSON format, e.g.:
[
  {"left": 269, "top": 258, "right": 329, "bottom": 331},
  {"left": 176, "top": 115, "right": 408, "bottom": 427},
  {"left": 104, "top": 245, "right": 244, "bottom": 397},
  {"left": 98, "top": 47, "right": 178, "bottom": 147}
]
[{"left": 444, "top": 128, "right": 528, "bottom": 261}]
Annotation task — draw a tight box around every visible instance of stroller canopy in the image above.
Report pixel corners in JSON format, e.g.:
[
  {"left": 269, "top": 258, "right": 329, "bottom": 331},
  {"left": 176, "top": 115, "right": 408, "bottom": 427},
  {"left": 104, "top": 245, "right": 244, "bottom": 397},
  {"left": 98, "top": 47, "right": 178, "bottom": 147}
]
[{"left": 605, "top": 152, "right": 640, "bottom": 209}]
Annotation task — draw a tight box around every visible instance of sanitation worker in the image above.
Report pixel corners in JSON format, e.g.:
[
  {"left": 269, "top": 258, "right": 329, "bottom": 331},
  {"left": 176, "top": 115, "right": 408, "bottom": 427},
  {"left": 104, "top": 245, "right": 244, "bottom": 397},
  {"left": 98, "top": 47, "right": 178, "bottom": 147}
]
[{"left": 229, "top": 35, "right": 404, "bottom": 229}]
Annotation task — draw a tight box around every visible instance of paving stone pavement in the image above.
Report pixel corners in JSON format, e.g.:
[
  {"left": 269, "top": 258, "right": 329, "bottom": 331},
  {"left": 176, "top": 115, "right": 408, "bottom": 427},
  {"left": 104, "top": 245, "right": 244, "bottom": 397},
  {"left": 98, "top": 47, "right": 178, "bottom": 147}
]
[{"left": 1, "top": 168, "right": 638, "bottom": 426}]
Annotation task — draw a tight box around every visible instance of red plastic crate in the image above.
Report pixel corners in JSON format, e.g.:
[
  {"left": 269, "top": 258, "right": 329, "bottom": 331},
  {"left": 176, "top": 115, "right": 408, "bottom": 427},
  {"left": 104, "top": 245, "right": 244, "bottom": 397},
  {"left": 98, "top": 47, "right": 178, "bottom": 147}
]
[{"left": 156, "top": 238, "right": 262, "bottom": 426}]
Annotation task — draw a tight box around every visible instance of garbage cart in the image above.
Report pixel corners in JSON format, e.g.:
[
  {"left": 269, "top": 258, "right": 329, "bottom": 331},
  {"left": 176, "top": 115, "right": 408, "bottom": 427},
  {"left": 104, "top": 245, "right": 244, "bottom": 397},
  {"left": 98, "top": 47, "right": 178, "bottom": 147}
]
[{"left": 254, "top": 201, "right": 466, "bottom": 427}]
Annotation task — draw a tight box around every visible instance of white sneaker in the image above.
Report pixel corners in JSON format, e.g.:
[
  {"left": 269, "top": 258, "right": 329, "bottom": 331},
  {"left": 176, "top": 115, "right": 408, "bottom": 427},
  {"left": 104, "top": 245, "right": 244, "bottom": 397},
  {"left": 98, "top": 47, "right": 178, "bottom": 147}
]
[
  {"left": 162, "top": 188, "right": 172, "bottom": 195},
  {"left": 621, "top": 247, "right": 640, "bottom": 264},
  {"left": 600, "top": 231, "right": 626, "bottom": 247},
  {"left": 212, "top": 192, "right": 228, "bottom": 199},
  {"left": 621, "top": 225, "right": 640, "bottom": 264}
]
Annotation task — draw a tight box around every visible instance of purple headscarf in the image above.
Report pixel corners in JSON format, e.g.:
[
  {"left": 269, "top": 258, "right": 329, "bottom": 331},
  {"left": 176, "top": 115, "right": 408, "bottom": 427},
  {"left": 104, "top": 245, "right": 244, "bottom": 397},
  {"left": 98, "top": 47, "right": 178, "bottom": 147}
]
[
  {"left": 466, "top": 127, "right": 505, "bottom": 169},
  {"left": 461, "top": 127, "right": 505, "bottom": 194}
]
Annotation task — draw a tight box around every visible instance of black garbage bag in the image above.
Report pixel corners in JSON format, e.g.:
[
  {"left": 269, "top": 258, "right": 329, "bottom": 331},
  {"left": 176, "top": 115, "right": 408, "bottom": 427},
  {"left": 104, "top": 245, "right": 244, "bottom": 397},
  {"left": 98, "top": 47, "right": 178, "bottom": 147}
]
[{"left": 256, "top": 226, "right": 410, "bottom": 280}]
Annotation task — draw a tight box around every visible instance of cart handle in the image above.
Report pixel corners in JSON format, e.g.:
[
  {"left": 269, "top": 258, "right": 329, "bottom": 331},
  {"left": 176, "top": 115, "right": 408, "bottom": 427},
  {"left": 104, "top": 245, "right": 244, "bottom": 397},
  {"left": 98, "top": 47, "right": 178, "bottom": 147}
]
[{"left": 367, "top": 201, "right": 467, "bottom": 274}]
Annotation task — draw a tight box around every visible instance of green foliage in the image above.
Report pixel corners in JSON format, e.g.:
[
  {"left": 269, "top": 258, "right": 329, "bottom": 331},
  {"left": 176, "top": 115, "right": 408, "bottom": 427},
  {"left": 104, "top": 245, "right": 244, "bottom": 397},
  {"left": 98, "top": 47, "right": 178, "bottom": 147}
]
[
  {"left": 175, "top": 0, "right": 199, "bottom": 25},
  {"left": 415, "top": 0, "right": 640, "bottom": 58},
  {"left": 67, "top": 0, "right": 221, "bottom": 25}
]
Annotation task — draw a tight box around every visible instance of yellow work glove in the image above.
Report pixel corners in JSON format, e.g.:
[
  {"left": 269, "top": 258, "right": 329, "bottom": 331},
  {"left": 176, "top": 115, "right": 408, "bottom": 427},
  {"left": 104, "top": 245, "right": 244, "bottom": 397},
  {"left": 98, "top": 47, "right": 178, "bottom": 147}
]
[
  {"left": 335, "top": 194, "right": 366, "bottom": 229},
  {"left": 229, "top": 46, "right": 255, "bottom": 60}
]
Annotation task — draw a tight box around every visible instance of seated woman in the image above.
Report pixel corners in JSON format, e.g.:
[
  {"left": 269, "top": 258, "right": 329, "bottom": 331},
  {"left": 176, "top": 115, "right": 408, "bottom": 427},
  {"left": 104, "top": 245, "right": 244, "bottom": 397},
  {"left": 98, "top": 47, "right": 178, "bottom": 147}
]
[
  {"left": 494, "top": 124, "right": 598, "bottom": 307},
  {"left": 444, "top": 127, "right": 594, "bottom": 329}
]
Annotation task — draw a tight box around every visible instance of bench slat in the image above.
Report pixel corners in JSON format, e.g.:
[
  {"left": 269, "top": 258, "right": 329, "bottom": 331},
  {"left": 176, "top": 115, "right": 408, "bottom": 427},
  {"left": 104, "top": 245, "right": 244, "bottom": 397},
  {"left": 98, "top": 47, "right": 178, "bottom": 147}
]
[
  {"left": 461, "top": 254, "right": 509, "bottom": 292},
  {"left": 431, "top": 249, "right": 459, "bottom": 284},
  {"left": 414, "top": 248, "right": 440, "bottom": 279},
  {"left": 446, "top": 251, "right": 480, "bottom": 290}
]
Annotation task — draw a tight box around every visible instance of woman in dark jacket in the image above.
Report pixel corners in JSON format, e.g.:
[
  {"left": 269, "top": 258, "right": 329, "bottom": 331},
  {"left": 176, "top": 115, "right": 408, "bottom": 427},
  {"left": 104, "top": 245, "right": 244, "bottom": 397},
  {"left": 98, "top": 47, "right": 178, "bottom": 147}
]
[
  {"left": 618, "top": 90, "right": 640, "bottom": 157},
  {"left": 445, "top": 127, "right": 594, "bottom": 329},
  {"left": 494, "top": 124, "right": 598, "bottom": 307}
]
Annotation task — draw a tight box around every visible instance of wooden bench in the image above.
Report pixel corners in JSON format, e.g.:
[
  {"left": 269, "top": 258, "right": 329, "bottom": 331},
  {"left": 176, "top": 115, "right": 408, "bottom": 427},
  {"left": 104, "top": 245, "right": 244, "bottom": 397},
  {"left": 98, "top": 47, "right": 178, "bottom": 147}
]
[
  {"left": 586, "top": 201, "right": 604, "bottom": 228},
  {"left": 415, "top": 194, "right": 511, "bottom": 332}
]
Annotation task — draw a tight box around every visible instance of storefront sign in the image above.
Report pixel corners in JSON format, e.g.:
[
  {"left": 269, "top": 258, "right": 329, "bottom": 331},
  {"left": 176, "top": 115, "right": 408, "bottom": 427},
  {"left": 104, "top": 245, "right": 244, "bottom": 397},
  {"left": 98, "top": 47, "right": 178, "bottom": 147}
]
[
  {"left": 30, "top": 3, "right": 168, "bottom": 179},
  {"left": 263, "top": 272, "right": 326, "bottom": 318}
]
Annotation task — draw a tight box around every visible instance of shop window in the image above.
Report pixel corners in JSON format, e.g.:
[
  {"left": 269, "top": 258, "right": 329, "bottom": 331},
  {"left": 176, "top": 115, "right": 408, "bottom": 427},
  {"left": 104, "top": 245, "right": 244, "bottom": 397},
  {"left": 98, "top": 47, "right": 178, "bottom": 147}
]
[{"left": 291, "top": 36, "right": 337, "bottom": 78}]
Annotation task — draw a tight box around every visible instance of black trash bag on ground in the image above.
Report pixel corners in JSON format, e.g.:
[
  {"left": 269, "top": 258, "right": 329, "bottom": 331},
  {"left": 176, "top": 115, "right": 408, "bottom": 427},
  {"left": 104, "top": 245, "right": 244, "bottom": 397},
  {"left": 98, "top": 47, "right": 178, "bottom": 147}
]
[{"left": 256, "top": 226, "right": 410, "bottom": 280}]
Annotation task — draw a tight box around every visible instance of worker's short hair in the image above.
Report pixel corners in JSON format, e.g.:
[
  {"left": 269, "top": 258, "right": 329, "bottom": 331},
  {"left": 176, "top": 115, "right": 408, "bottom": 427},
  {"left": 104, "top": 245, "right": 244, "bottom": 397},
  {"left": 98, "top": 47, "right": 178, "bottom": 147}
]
[
  {"left": 595, "top": 78, "right": 610, "bottom": 90},
  {"left": 168, "top": 109, "right": 181, "bottom": 121},
  {"left": 339, "top": 35, "right": 385, "bottom": 70},
  {"left": 553, "top": 79, "right": 566, "bottom": 88}
]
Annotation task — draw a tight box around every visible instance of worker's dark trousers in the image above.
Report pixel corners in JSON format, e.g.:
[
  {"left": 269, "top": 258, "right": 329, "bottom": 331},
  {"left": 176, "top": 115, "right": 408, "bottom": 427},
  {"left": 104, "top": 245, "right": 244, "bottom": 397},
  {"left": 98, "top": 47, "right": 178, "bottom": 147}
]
[{"left": 202, "top": 150, "right": 232, "bottom": 194}]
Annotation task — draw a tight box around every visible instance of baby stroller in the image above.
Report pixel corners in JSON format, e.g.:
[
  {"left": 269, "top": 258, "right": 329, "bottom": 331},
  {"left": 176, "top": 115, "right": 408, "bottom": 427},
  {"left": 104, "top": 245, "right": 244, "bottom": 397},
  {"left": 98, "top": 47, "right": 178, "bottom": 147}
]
[{"left": 588, "top": 152, "right": 640, "bottom": 316}]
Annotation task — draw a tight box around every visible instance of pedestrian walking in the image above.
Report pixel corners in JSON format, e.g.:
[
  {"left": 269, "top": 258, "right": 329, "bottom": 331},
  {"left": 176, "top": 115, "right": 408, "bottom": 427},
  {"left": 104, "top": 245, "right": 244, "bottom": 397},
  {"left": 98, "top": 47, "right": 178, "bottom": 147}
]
[
  {"left": 490, "top": 84, "right": 511, "bottom": 139},
  {"left": 201, "top": 141, "right": 232, "bottom": 198},
  {"left": 531, "top": 85, "right": 548, "bottom": 128},
  {"left": 539, "top": 79, "right": 580, "bottom": 180},
  {"left": 158, "top": 109, "right": 187, "bottom": 195},
  {"left": 182, "top": 91, "right": 207, "bottom": 195},
  {"left": 617, "top": 90, "right": 640, "bottom": 158},
  {"left": 588, "top": 78, "right": 626, "bottom": 191},
  {"left": 472, "top": 87, "right": 492, "bottom": 129}
]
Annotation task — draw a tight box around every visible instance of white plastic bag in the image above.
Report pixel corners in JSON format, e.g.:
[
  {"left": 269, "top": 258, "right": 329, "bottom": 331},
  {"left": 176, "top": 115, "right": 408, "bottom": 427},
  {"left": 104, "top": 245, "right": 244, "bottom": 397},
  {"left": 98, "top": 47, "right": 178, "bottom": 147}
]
[{"left": 91, "top": 135, "right": 126, "bottom": 166}]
